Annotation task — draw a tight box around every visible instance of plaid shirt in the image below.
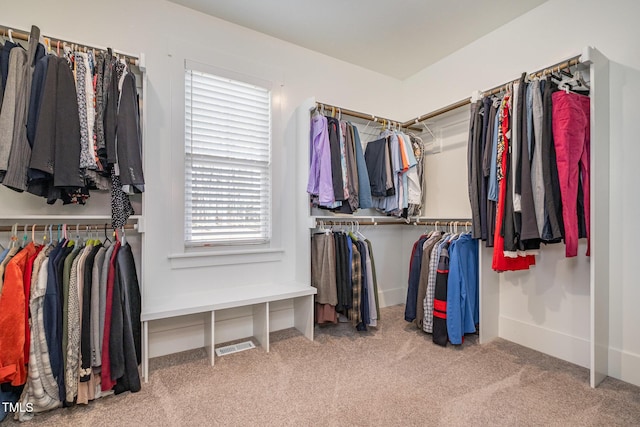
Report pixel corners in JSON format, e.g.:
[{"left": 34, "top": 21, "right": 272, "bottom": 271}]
[
  {"left": 350, "top": 243, "right": 362, "bottom": 326},
  {"left": 415, "top": 233, "right": 444, "bottom": 329},
  {"left": 423, "top": 236, "right": 448, "bottom": 333}
]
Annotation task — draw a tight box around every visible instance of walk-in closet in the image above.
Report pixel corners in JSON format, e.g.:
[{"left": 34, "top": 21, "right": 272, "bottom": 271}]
[{"left": 1, "top": 0, "right": 639, "bottom": 424}]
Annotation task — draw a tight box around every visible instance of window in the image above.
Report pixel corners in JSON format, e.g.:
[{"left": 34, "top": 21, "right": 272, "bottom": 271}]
[{"left": 185, "top": 68, "right": 271, "bottom": 246}]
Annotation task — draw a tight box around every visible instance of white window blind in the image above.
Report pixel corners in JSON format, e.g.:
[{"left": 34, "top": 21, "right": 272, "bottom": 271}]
[{"left": 185, "top": 68, "right": 271, "bottom": 246}]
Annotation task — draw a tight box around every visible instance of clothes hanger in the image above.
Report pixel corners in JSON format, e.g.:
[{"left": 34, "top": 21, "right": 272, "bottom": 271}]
[
  {"left": 65, "top": 224, "right": 70, "bottom": 241},
  {"left": 31, "top": 224, "right": 37, "bottom": 245},
  {"left": 74, "top": 224, "right": 81, "bottom": 246},
  {"left": 9, "top": 223, "right": 18, "bottom": 248},
  {"left": 355, "top": 221, "right": 366, "bottom": 240},
  {"left": 21, "top": 224, "right": 29, "bottom": 248},
  {"left": 9, "top": 224, "right": 18, "bottom": 248},
  {"left": 557, "top": 66, "right": 574, "bottom": 93},
  {"left": 358, "top": 114, "right": 375, "bottom": 137},
  {"left": 561, "top": 69, "right": 590, "bottom": 93},
  {"left": 7, "top": 29, "right": 13, "bottom": 43},
  {"left": 104, "top": 223, "right": 112, "bottom": 243}
]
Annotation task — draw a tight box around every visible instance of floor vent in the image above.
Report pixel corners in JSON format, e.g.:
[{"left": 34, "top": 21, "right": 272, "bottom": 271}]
[{"left": 215, "top": 341, "right": 256, "bottom": 357}]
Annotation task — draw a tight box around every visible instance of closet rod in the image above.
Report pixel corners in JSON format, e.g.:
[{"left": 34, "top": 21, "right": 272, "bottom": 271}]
[
  {"left": 315, "top": 101, "right": 422, "bottom": 132},
  {"left": 400, "top": 54, "right": 583, "bottom": 128},
  {"left": 0, "top": 24, "right": 139, "bottom": 66},
  {"left": 316, "top": 219, "right": 472, "bottom": 227},
  {"left": 0, "top": 223, "right": 138, "bottom": 233}
]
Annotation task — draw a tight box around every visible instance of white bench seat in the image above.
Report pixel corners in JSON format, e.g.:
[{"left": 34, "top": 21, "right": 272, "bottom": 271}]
[{"left": 140, "top": 283, "right": 317, "bottom": 381}]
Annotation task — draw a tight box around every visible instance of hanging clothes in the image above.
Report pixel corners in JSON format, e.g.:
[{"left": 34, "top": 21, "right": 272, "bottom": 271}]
[
  {"left": 0, "top": 242, "right": 37, "bottom": 386},
  {"left": 468, "top": 68, "right": 591, "bottom": 266},
  {"left": 404, "top": 233, "right": 429, "bottom": 323},
  {"left": 3, "top": 229, "right": 142, "bottom": 420},
  {"left": 0, "top": 38, "right": 28, "bottom": 181},
  {"left": 415, "top": 232, "right": 443, "bottom": 329},
  {"left": 309, "top": 110, "right": 425, "bottom": 217},
  {"left": 404, "top": 230, "right": 479, "bottom": 347},
  {"left": 432, "top": 239, "right": 452, "bottom": 347},
  {"left": 116, "top": 71, "right": 145, "bottom": 194},
  {"left": 3, "top": 26, "right": 43, "bottom": 192},
  {"left": 311, "top": 232, "right": 339, "bottom": 324},
  {"left": 552, "top": 91, "right": 591, "bottom": 257},
  {"left": 541, "top": 77, "right": 565, "bottom": 242},
  {"left": 110, "top": 242, "right": 142, "bottom": 395},
  {"left": 0, "top": 40, "right": 19, "bottom": 104},
  {"left": 0, "top": 29, "right": 144, "bottom": 224},
  {"left": 351, "top": 124, "right": 372, "bottom": 209},
  {"left": 307, "top": 113, "right": 335, "bottom": 207},
  {"left": 16, "top": 248, "right": 60, "bottom": 422},
  {"left": 423, "top": 234, "right": 449, "bottom": 334},
  {"left": 446, "top": 233, "right": 478, "bottom": 345},
  {"left": 310, "top": 228, "right": 379, "bottom": 330},
  {"left": 492, "top": 92, "right": 536, "bottom": 271}
]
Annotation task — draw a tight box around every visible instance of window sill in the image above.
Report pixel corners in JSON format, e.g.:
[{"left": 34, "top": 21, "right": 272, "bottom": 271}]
[{"left": 167, "top": 248, "right": 284, "bottom": 269}]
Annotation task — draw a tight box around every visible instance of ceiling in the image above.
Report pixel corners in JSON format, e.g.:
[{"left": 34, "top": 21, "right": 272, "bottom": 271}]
[{"left": 168, "top": 0, "right": 547, "bottom": 80}]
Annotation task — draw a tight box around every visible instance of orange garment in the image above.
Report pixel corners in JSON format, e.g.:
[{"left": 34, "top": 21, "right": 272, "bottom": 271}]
[
  {"left": 0, "top": 242, "right": 36, "bottom": 386},
  {"left": 397, "top": 134, "right": 410, "bottom": 173}
]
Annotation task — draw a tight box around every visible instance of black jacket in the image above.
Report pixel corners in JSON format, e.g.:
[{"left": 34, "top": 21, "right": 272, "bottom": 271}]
[
  {"left": 110, "top": 243, "right": 141, "bottom": 394},
  {"left": 117, "top": 72, "right": 145, "bottom": 191}
]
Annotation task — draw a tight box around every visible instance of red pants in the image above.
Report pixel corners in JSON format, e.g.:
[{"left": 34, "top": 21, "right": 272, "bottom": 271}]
[{"left": 552, "top": 92, "right": 590, "bottom": 257}]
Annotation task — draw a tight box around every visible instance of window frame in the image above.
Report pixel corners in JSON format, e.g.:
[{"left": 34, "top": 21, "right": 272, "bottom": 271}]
[{"left": 183, "top": 61, "right": 273, "bottom": 248}]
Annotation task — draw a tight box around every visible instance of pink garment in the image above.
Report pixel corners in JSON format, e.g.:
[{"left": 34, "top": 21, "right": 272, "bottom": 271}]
[
  {"left": 315, "top": 303, "right": 338, "bottom": 324},
  {"left": 552, "top": 91, "right": 590, "bottom": 257}
]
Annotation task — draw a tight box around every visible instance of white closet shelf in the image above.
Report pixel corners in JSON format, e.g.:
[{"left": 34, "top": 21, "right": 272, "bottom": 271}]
[{"left": 0, "top": 214, "right": 142, "bottom": 221}]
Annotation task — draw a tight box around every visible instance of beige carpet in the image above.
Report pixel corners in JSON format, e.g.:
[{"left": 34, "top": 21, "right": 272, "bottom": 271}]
[{"left": 8, "top": 305, "right": 640, "bottom": 426}]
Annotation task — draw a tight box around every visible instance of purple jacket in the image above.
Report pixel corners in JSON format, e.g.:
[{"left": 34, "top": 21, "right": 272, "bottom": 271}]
[{"left": 307, "top": 114, "right": 335, "bottom": 206}]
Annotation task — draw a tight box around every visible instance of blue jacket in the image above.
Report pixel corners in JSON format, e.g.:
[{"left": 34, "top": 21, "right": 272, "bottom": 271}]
[{"left": 446, "top": 234, "right": 479, "bottom": 344}]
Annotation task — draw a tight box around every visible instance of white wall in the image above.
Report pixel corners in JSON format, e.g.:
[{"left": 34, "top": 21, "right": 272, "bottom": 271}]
[{"left": 402, "top": 0, "right": 640, "bottom": 386}]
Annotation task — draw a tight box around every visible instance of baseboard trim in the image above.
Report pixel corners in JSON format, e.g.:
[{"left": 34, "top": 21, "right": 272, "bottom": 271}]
[
  {"left": 499, "top": 315, "right": 590, "bottom": 368},
  {"left": 608, "top": 347, "right": 640, "bottom": 387},
  {"left": 378, "top": 287, "right": 405, "bottom": 307}
]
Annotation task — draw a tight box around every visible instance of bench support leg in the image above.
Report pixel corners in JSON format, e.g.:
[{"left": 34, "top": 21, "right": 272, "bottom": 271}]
[
  {"left": 253, "top": 302, "right": 269, "bottom": 352},
  {"left": 253, "top": 302, "right": 269, "bottom": 353},
  {"left": 204, "top": 311, "right": 215, "bottom": 366},
  {"left": 142, "top": 321, "right": 149, "bottom": 382},
  {"left": 294, "top": 295, "right": 314, "bottom": 341}
]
